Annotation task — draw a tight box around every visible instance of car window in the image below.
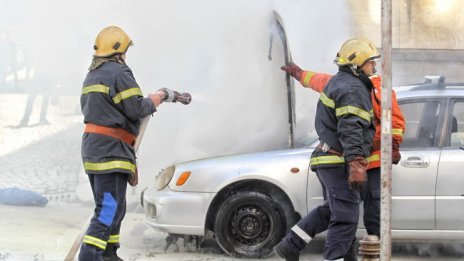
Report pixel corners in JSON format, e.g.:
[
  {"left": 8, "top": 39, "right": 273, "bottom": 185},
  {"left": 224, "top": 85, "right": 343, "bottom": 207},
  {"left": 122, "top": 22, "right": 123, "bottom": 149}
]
[
  {"left": 400, "top": 100, "right": 442, "bottom": 148},
  {"left": 448, "top": 101, "right": 464, "bottom": 147}
]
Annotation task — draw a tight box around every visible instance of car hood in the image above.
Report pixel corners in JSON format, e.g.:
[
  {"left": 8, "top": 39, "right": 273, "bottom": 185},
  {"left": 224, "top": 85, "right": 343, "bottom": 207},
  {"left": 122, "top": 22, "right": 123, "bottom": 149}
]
[{"left": 167, "top": 146, "right": 315, "bottom": 193}]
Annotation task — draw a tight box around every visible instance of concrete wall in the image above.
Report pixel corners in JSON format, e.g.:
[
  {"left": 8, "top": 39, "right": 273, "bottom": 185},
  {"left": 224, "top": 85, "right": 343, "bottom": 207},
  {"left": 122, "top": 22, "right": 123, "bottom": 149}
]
[
  {"left": 348, "top": 0, "right": 464, "bottom": 85},
  {"left": 392, "top": 49, "right": 464, "bottom": 86},
  {"left": 348, "top": 0, "right": 464, "bottom": 49}
]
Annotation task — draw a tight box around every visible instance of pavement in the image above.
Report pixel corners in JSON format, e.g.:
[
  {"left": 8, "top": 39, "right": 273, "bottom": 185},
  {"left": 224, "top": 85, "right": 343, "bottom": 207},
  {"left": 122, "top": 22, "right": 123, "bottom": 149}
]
[
  {"left": 1, "top": 201, "right": 463, "bottom": 261},
  {"left": 0, "top": 93, "right": 82, "bottom": 201}
]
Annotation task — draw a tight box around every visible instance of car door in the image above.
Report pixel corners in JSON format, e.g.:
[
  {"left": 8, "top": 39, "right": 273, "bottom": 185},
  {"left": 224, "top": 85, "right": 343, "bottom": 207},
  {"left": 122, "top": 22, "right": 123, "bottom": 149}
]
[
  {"left": 436, "top": 99, "right": 464, "bottom": 230},
  {"left": 393, "top": 98, "right": 444, "bottom": 229},
  {"left": 306, "top": 98, "right": 444, "bottom": 230}
]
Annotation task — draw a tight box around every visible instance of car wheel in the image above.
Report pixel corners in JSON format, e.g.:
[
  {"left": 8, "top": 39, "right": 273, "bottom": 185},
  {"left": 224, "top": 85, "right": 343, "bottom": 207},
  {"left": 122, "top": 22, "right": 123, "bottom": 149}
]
[{"left": 214, "top": 191, "right": 285, "bottom": 258}]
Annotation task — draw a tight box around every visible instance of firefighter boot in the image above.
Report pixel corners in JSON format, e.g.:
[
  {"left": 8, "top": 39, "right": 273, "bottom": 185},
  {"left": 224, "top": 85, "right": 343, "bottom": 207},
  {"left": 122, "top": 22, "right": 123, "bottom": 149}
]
[
  {"left": 102, "top": 243, "right": 124, "bottom": 261},
  {"left": 343, "top": 239, "right": 358, "bottom": 261},
  {"left": 273, "top": 240, "right": 300, "bottom": 261}
]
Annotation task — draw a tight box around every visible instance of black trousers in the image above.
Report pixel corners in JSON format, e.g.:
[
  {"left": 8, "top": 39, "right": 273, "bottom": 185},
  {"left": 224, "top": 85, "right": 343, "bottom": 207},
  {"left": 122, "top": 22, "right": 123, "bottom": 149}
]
[
  {"left": 360, "top": 167, "right": 380, "bottom": 236},
  {"left": 78, "top": 173, "right": 128, "bottom": 261},
  {"left": 282, "top": 165, "right": 361, "bottom": 260}
]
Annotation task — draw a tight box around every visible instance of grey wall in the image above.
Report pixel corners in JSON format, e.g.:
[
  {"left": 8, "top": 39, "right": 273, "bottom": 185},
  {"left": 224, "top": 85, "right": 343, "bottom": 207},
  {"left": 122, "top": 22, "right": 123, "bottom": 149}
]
[{"left": 392, "top": 49, "right": 464, "bottom": 86}]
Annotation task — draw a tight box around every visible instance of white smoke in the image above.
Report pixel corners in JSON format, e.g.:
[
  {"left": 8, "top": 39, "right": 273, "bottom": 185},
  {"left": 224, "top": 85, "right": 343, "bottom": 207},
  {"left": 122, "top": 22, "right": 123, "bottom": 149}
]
[
  {"left": 131, "top": 0, "right": 355, "bottom": 181},
  {"left": 0, "top": 0, "right": 355, "bottom": 191}
]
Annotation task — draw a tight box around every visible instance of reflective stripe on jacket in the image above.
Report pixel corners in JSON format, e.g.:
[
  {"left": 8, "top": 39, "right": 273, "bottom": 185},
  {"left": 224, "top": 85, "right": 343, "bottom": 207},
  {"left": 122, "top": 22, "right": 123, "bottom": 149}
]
[
  {"left": 300, "top": 71, "right": 405, "bottom": 170},
  {"left": 311, "top": 69, "right": 375, "bottom": 169},
  {"left": 81, "top": 61, "right": 156, "bottom": 175},
  {"left": 369, "top": 75, "right": 405, "bottom": 169}
]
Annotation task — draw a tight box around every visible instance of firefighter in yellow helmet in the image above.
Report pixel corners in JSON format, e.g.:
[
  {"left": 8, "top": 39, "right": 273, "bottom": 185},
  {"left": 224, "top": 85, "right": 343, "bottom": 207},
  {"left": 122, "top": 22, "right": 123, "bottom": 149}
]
[
  {"left": 335, "top": 37, "right": 380, "bottom": 74},
  {"left": 274, "top": 37, "right": 377, "bottom": 261},
  {"left": 93, "top": 26, "right": 133, "bottom": 57},
  {"left": 79, "top": 26, "right": 191, "bottom": 261},
  {"left": 279, "top": 37, "right": 405, "bottom": 260}
]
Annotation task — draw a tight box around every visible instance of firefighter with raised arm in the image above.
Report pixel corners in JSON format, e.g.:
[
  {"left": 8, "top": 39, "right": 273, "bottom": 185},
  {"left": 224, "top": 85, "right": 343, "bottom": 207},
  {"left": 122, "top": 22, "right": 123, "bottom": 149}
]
[
  {"left": 274, "top": 37, "right": 378, "bottom": 261},
  {"left": 79, "top": 26, "right": 190, "bottom": 261},
  {"left": 279, "top": 37, "right": 405, "bottom": 260}
]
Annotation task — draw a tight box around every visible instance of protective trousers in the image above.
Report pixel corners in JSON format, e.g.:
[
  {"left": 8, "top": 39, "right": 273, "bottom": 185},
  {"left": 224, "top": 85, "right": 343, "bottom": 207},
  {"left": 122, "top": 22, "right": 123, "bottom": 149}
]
[
  {"left": 281, "top": 165, "right": 360, "bottom": 260},
  {"left": 360, "top": 167, "right": 380, "bottom": 236},
  {"left": 78, "top": 173, "right": 127, "bottom": 261}
]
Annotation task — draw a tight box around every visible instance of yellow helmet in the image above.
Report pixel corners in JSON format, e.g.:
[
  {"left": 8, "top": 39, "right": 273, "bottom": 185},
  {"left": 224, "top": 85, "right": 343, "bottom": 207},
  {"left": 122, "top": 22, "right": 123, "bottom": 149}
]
[
  {"left": 335, "top": 37, "right": 380, "bottom": 68},
  {"left": 93, "top": 26, "right": 133, "bottom": 57}
]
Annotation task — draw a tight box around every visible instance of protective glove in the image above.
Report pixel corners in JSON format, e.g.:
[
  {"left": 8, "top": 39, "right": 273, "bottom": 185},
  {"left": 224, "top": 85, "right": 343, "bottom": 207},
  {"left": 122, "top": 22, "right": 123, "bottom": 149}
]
[
  {"left": 348, "top": 156, "right": 368, "bottom": 192},
  {"left": 280, "top": 62, "right": 303, "bottom": 81},
  {"left": 392, "top": 140, "right": 401, "bottom": 165},
  {"left": 128, "top": 168, "right": 138, "bottom": 186},
  {"left": 158, "top": 88, "right": 192, "bottom": 105}
]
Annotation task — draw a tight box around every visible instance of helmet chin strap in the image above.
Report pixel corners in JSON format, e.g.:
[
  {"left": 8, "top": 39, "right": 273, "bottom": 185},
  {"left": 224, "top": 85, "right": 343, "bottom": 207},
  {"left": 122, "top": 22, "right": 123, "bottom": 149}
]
[
  {"left": 349, "top": 64, "right": 361, "bottom": 76},
  {"left": 116, "top": 55, "right": 127, "bottom": 65},
  {"left": 351, "top": 63, "right": 376, "bottom": 77}
]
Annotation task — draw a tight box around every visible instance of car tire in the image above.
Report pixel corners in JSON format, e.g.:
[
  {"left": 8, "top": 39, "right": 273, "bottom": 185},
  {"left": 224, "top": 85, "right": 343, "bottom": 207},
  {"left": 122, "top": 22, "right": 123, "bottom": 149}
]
[{"left": 213, "top": 191, "right": 285, "bottom": 258}]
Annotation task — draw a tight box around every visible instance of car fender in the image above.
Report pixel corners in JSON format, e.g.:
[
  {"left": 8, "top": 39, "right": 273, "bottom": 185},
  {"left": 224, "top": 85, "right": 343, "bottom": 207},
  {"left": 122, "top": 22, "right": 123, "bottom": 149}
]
[{"left": 167, "top": 148, "right": 313, "bottom": 215}]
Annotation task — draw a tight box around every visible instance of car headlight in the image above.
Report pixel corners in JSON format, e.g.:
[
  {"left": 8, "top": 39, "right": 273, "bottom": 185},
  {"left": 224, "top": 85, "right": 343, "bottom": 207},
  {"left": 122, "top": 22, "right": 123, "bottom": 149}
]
[{"left": 155, "top": 165, "right": 175, "bottom": 190}]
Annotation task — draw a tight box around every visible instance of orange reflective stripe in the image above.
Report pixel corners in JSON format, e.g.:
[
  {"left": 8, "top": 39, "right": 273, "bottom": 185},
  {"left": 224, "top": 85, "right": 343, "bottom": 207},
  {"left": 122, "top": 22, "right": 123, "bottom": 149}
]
[{"left": 85, "top": 123, "right": 135, "bottom": 146}]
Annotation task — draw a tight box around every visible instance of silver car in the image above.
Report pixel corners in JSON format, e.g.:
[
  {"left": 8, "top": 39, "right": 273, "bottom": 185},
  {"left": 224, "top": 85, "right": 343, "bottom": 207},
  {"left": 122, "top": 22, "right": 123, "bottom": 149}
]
[{"left": 141, "top": 76, "right": 464, "bottom": 258}]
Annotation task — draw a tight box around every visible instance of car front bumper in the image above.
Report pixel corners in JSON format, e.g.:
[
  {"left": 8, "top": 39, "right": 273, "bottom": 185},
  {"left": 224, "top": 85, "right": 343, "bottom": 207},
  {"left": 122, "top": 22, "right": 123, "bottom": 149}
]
[{"left": 141, "top": 186, "right": 215, "bottom": 236}]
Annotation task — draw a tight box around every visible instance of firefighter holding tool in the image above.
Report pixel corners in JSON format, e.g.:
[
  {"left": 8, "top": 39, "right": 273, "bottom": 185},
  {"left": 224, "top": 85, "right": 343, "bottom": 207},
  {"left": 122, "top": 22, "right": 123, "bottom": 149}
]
[{"left": 79, "top": 26, "right": 191, "bottom": 261}]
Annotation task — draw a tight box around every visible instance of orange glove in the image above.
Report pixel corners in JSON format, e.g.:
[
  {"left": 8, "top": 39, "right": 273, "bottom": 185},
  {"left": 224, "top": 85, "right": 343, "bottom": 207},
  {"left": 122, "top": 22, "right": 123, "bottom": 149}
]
[
  {"left": 348, "top": 156, "right": 368, "bottom": 192},
  {"left": 392, "top": 141, "right": 401, "bottom": 165},
  {"left": 281, "top": 62, "right": 303, "bottom": 80},
  {"left": 128, "top": 168, "right": 138, "bottom": 186}
]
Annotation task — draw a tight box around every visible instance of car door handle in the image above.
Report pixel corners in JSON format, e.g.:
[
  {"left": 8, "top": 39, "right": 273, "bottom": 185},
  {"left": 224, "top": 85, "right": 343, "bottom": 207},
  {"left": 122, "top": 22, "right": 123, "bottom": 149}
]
[{"left": 401, "top": 156, "right": 429, "bottom": 168}]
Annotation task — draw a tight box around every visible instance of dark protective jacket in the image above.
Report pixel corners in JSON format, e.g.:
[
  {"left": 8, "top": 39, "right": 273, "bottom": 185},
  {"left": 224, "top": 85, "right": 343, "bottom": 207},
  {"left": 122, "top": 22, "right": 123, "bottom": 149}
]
[
  {"left": 81, "top": 61, "right": 156, "bottom": 176},
  {"left": 310, "top": 68, "right": 375, "bottom": 169},
  {"left": 299, "top": 72, "right": 405, "bottom": 170}
]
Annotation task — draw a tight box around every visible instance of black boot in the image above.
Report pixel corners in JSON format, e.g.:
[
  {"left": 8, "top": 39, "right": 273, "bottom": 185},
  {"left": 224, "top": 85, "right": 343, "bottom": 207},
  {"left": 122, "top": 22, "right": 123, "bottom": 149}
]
[
  {"left": 273, "top": 240, "right": 300, "bottom": 261},
  {"left": 102, "top": 243, "right": 124, "bottom": 261},
  {"left": 343, "top": 239, "right": 358, "bottom": 261}
]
